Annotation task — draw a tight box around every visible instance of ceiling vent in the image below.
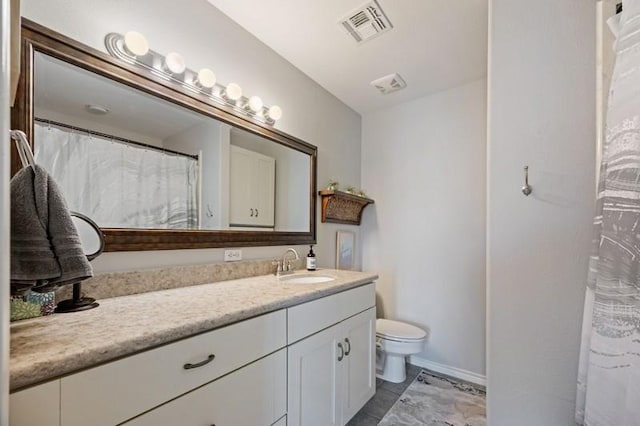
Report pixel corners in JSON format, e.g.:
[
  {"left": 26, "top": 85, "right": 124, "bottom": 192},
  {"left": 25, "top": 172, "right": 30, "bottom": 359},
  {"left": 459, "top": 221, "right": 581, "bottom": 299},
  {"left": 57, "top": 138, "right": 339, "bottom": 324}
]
[
  {"left": 339, "top": 0, "right": 393, "bottom": 44},
  {"left": 370, "top": 73, "right": 407, "bottom": 95}
]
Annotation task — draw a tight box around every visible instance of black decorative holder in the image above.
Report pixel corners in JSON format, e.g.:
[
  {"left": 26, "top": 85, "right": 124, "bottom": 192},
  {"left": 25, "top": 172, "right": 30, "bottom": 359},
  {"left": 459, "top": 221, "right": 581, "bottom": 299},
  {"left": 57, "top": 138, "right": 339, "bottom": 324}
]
[
  {"left": 54, "top": 212, "right": 104, "bottom": 314},
  {"left": 54, "top": 282, "right": 99, "bottom": 313}
]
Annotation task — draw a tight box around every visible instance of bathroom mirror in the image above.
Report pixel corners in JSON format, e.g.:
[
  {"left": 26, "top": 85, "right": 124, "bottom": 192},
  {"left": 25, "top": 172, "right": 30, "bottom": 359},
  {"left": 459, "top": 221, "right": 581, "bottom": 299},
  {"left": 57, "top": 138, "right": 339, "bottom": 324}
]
[{"left": 12, "top": 19, "right": 317, "bottom": 251}]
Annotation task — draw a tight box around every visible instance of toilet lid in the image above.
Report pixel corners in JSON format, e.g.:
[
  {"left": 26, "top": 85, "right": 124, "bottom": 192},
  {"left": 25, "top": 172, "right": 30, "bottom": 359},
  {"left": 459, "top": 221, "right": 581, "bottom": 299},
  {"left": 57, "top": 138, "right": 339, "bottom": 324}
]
[{"left": 376, "top": 319, "right": 426, "bottom": 340}]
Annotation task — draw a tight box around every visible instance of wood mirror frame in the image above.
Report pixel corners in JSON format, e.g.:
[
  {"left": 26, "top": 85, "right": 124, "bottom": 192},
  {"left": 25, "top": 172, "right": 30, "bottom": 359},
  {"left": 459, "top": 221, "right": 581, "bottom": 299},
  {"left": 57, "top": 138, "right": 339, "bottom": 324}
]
[{"left": 12, "top": 19, "right": 317, "bottom": 252}]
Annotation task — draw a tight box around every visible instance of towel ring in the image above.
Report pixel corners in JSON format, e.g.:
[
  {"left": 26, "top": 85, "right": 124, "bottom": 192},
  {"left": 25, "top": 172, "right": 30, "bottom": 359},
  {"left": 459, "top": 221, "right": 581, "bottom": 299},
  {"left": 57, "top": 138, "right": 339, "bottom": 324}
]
[{"left": 55, "top": 212, "right": 105, "bottom": 313}]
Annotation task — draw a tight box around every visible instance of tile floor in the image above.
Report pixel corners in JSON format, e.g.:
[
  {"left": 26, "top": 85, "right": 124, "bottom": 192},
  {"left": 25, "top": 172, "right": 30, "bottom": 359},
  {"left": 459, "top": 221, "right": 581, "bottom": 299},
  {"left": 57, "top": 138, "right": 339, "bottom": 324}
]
[
  {"left": 348, "top": 364, "right": 487, "bottom": 426},
  {"left": 347, "top": 364, "right": 423, "bottom": 426}
]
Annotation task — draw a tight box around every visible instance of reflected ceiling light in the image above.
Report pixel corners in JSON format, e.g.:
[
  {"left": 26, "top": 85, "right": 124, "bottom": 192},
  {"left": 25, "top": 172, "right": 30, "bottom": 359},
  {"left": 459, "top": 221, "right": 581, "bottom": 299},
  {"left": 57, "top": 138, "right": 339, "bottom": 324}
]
[
  {"left": 195, "top": 68, "right": 216, "bottom": 89},
  {"left": 85, "top": 104, "right": 110, "bottom": 115},
  {"left": 123, "top": 31, "right": 149, "bottom": 57},
  {"left": 267, "top": 105, "right": 283, "bottom": 121},
  {"left": 223, "top": 83, "right": 242, "bottom": 101},
  {"left": 164, "top": 52, "right": 186, "bottom": 74},
  {"left": 247, "top": 96, "right": 263, "bottom": 113}
]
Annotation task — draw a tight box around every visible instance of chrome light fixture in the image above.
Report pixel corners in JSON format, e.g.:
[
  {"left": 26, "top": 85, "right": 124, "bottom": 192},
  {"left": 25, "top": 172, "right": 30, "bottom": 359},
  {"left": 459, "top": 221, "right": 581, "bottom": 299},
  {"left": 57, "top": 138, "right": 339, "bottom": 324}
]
[
  {"left": 123, "top": 31, "right": 149, "bottom": 57},
  {"left": 195, "top": 68, "right": 216, "bottom": 89},
  {"left": 104, "top": 31, "right": 282, "bottom": 125},
  {"left": 223, "top": 82, "right": 243, "bottom": 102},
  {"left": 163, "top": 52, "right": 186, "bottom": 75},
  {"left": 267, "top": 105, "right": 283, "bottom": 121},
  {"left": 247, "top": 96, "right": 263, "bottom": 113}
]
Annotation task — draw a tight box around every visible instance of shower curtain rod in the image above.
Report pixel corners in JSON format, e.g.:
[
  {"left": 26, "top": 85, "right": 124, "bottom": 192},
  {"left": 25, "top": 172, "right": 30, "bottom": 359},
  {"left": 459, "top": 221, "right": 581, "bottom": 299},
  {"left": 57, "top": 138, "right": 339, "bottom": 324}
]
[{"left": 34, "top": 117, "right": 199, "bottom": 160}]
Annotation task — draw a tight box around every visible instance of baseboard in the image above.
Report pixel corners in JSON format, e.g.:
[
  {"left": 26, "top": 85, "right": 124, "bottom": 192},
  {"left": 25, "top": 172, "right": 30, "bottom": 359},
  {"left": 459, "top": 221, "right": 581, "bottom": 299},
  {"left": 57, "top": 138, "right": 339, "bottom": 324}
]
[{"left": 408, "top": 356, "right": 486, "bottom": 387}]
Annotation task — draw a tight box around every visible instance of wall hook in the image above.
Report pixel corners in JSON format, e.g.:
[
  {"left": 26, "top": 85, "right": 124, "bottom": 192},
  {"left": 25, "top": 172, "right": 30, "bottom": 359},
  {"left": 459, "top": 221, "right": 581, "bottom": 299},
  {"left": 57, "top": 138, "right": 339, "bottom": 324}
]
[{"left": 522, "top": 166, "right": 532, "bottom": 196}]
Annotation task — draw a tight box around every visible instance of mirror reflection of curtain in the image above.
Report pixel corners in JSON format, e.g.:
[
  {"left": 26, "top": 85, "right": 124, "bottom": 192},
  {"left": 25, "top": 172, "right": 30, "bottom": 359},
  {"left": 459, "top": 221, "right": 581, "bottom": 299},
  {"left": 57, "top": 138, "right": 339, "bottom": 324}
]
[{"left": 34, "top": 123, "right": 198, "bottom": 229}]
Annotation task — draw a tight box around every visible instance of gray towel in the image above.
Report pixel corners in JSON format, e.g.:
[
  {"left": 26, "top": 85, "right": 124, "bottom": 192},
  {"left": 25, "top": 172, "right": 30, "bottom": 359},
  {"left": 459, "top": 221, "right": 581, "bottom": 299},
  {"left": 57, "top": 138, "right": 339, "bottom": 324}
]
[{"left": 10, "top": 165, "right": 93, "bottom": 295}]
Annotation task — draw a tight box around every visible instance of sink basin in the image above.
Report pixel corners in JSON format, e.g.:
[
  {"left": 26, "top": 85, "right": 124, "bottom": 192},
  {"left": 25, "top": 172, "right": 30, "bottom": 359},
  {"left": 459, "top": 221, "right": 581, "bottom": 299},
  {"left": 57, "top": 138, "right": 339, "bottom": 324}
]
[{"left": 279, "top": 274, "right": 336, "bottom": 284}]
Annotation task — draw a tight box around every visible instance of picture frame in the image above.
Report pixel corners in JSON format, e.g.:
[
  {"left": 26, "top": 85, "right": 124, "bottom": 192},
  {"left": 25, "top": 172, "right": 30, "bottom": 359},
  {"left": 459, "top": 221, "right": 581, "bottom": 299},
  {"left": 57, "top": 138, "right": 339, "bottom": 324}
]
[{"left": 336, "top": 230, "right": 356, "bottom": 270}]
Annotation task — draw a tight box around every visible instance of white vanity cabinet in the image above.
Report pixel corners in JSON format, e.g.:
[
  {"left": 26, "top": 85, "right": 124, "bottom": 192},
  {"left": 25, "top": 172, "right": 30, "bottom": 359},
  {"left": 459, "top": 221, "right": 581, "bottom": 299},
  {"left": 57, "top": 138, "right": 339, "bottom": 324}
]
[
  {"left": 9, "top": 380, "right": 60, "bottom": 426},
  {"left": 229, "top": 145, "right": 275, "bottom": 228},
  {"left": 9, "top": 282, "right": 376, "bottom": 426},
  {"left": 287, "top": 284, "right": 376, "bottom": 426}
]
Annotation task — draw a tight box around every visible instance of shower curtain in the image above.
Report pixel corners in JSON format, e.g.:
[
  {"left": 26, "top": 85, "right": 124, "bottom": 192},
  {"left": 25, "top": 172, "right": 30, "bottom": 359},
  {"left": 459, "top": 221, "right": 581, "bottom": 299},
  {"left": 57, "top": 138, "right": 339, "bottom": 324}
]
[
  {"left": 34, "top": 123, "right": 198, "bottom": 229},
  {"left": 576, "top": 1, "right": 640, "bottom": 424}
]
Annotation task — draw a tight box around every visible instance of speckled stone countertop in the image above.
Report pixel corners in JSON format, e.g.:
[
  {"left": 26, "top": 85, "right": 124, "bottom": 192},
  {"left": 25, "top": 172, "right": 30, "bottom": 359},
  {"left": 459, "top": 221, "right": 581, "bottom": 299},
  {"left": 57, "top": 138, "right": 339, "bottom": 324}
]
[{"left": 10, "top": 269, "right": 377, "bottom": 391}]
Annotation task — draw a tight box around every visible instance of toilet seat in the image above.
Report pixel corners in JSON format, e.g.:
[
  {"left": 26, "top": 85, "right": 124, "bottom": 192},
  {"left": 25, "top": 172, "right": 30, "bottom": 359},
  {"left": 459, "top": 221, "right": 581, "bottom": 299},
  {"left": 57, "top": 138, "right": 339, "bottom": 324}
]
[{"left": 376, "top": 318, "right": 426, "bottom": 341}]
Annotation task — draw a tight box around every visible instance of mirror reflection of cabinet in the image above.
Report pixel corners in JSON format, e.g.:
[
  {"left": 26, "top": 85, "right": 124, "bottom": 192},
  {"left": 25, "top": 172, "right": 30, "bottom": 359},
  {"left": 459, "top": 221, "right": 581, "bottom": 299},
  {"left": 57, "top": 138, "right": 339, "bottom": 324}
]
[{"left": 229, "top": 146, "right": 275, "bottom": 228}]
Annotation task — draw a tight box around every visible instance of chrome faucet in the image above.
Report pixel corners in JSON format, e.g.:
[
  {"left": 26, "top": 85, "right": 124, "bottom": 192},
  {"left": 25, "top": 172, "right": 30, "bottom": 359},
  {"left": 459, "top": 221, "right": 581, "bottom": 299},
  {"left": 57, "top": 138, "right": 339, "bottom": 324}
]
[{"left": 274, "top": 248, "right": 300, "bottom": 276}]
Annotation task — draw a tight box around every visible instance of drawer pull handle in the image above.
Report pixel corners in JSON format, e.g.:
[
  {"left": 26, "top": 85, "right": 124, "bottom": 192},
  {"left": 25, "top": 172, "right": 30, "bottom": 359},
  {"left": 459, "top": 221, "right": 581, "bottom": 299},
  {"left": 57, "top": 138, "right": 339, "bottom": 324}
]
[
  {"left": 344, "top": 338, "right": 351, "bottom": 356},
  {"left": 184, "top": 354, "right": 216, "bottom": 370},
  {"left": 337, "top": 342, "right": 344, "bottom": 361}
]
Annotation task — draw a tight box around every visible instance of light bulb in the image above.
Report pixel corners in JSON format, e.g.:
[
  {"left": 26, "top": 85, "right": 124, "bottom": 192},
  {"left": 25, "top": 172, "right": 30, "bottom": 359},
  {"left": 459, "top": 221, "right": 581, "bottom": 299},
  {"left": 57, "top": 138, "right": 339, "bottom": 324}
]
[
  {"left": 195, "top": 68, "right": 216, "bottom": 89},
  {"left": 267, "top": 105, "right": 283, "bottom": 121},
  {"left": 164, "top": 52, "right": 186, "bottom": 74},
  {"left": 224, "top": 83, "right": 242, "bottom": 101},
  {"left": 85, "top": 104, "right": 110, "bottom": 115},
  {"left": 123, "top": 31, "right": 149, "bottom": 57},
  {"left": 247, "top": 96, "right": 263, "bottom": 113}
]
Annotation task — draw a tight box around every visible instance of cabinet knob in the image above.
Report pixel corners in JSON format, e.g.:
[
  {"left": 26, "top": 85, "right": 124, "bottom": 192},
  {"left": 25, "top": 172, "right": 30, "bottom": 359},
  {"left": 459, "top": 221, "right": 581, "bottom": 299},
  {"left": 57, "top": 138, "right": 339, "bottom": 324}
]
[
  {"left": 337, "top": 342, "right": 344, "bottom": 361},
  {"left": 255, "top": 208, "right": 259, "bottom": 217},
  {"left": 250, "top": 208, "right": 254, "bottom": 217},
  {"left": 344, "top": 338, "right": 351, "bottom": 356}
]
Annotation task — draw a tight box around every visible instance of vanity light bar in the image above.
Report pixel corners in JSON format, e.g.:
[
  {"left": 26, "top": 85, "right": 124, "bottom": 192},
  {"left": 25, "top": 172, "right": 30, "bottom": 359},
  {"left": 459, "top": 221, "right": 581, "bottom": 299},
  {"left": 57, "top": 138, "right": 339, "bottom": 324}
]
[{"left": 104, "top": 32, "right": 282, "bottom": 125}]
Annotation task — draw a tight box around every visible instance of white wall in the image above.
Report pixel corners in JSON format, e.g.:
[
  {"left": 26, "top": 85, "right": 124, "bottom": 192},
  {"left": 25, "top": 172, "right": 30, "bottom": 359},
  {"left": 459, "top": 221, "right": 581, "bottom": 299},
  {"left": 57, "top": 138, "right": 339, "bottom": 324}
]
[
  {"left": 361, "top": 79, "right": 487, "bottom": 380},
  {"left": 487, "top": 0, "right": 596, "bottom": 424},
  {"left": 22, "top": 0, "right": 362, "bottom": 272}
]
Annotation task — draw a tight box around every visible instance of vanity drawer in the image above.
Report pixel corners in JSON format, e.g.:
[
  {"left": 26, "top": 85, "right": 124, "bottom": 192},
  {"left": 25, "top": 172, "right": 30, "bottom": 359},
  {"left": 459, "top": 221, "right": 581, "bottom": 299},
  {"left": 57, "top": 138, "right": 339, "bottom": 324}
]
[
  {"left": 287, "top": 283, "right": 375, "bottom": 344},
  {"left": 60, "top": 310, "right": 286, "bottom": 426},
  {"left": 10, "top": 380, "right": 60, "bottom": 426},
  {"left": 124, "top": 349, "right": 287, "bottom": 426}
]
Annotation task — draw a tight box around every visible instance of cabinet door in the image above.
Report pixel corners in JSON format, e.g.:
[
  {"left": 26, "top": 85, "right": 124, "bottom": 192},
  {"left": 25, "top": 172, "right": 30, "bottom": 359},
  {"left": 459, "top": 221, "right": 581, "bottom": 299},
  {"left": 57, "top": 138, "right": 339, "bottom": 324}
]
[
  {"left": 340, "top": 308, "right": 376, "bottom": 423},
  {"left": 287, "top": 325, "right": 342, "bottom": 426},
  {"left": 124, "top": 349, "right": 286, "bottom": 426},
  {"left": 254, "top": 155, "right": 275, "bottom": 227},
  {"left": 229, "top": 146, "right": 275, "bottom": 227},
  {"left": 229, "top": 145, "right": 255, "bottom": 225}
]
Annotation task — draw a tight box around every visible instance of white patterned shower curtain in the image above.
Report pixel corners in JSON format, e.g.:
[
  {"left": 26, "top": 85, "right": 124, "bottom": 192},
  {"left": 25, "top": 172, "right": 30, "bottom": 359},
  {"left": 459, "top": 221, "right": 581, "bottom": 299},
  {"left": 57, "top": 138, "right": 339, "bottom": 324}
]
[
  {"left": 576, "top": 1, "right": 640, "bottom": 424},
  {"left": 34, "top": 123, "right": 198, "bottom": 229}
]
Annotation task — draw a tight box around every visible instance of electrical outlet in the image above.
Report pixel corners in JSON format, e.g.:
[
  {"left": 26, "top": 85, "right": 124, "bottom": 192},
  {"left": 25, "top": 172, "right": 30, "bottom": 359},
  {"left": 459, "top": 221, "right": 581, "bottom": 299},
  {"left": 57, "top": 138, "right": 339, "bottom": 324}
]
[{"left": 224, "top": 249, "right": 242, "bottom": 262}]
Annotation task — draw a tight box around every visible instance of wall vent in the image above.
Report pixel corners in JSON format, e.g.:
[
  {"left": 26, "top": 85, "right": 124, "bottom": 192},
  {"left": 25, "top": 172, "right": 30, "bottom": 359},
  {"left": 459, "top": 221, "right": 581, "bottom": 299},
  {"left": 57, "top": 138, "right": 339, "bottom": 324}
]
[
  {"left": 339, "top": 0, "right": 393, "bottom": 44},
  {"left": 370, "top": 73, "right": 407, "bottom": 95}
]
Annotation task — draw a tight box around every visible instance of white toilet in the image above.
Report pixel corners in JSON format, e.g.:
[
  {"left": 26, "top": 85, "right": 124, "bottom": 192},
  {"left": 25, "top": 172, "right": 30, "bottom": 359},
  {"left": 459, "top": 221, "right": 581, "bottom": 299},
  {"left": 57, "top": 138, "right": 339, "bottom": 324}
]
[{"left": 376, "top": 318, "right": 427, "bottom": 383}]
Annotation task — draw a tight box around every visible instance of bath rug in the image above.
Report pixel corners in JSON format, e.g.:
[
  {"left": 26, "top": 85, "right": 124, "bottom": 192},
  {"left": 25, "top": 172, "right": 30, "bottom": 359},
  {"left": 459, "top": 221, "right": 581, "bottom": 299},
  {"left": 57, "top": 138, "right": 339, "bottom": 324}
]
[{"left": 378, "top": 370, "right": 486, "bottom": 426}]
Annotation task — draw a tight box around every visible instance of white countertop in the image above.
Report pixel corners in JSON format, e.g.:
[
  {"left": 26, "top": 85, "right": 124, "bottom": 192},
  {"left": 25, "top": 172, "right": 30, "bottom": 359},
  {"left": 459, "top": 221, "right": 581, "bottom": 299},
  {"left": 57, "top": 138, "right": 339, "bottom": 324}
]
[{"left": 10, "top": 269, "right": 377, "bottom": 391}]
